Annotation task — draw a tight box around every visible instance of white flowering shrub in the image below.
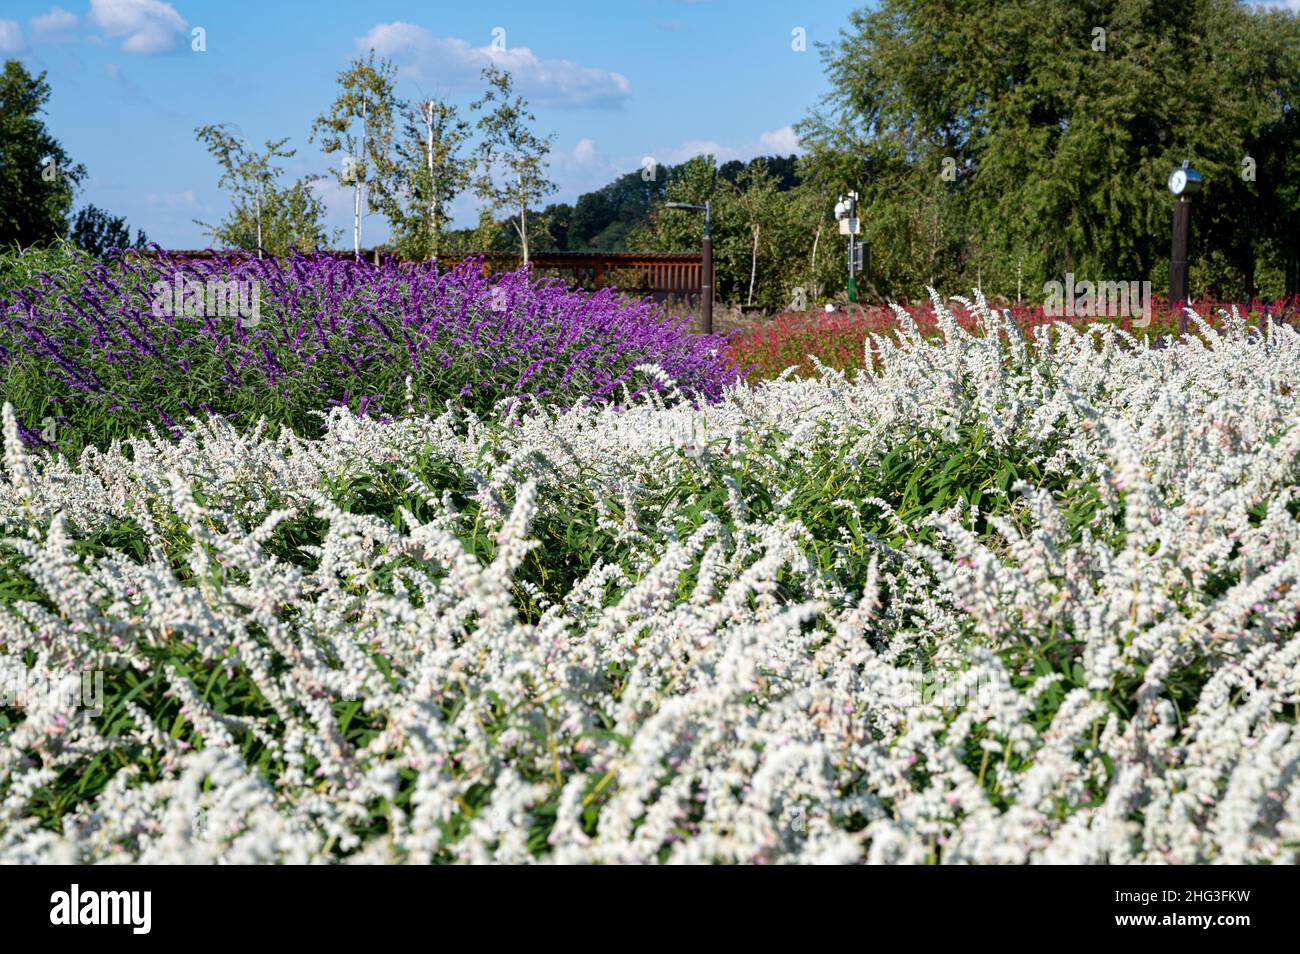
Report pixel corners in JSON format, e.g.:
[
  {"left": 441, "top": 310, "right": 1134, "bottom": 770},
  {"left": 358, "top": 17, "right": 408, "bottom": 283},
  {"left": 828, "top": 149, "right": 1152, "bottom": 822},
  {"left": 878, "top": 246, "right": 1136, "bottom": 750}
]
[{"left": 1, "top": 293, "right": 1298, "bottom": 864}]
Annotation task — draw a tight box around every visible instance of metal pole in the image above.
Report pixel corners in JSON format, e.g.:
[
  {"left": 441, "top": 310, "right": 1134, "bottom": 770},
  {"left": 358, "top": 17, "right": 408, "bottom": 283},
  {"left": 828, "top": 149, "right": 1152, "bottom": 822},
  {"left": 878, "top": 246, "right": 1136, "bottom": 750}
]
[
  {"left": 701, "top": 234, "right": 713, "bottom": 336},
  {"left": 697, "top": 202, "right": 712, "bottom": 335},
  {"left": 846, "top": 192, "right": 858, "bottom": 304},
  {"left": 1171, "top": 197, "right": 1190, "bottom": 335}
]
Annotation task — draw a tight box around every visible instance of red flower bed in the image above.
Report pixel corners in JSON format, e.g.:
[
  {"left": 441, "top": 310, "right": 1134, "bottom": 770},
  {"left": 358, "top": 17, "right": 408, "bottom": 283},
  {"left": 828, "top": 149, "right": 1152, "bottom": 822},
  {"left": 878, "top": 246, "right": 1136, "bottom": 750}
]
[{"left": 729, "top": 296, "right": 1300, "bottom": 380}]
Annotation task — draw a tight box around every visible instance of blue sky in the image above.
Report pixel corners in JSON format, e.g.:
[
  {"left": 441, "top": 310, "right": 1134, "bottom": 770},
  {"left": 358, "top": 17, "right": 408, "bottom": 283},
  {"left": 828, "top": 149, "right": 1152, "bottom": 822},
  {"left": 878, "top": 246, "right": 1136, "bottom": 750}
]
[{"left": 0, "top": 0, "right": 861, "bottom": 247}]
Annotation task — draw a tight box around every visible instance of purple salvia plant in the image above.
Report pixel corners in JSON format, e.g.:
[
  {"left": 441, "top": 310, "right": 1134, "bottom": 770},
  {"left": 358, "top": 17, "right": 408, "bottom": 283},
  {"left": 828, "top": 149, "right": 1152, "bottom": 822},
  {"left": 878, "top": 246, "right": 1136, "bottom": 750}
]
[{"left": 0, "top": 249, "right": 740, "bottom": 450}]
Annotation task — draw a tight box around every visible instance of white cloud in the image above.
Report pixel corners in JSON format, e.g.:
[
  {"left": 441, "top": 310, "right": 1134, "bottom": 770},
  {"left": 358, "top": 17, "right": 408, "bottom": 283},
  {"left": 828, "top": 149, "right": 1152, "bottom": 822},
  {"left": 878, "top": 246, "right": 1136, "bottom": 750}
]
[
  {"left": 358, "top": 22, "right": 632, "bottom": 109},
  {"left": 546, "top": 137, "right": 620, "bottom": 199},
  {"left": 89, "top": 0, "right": 186, "bottom": 54},
  {"left": 0, "top": 19, "right": 25, "bottom": 53},
  {"left": 573, "top": 137, "right": 600, "bottom": 165},
  {"left": 30, "top": 6, "right": 78, "bottom": 38},
  {"left": 758, "top": 125, "right": 801, "bottom": 154}
]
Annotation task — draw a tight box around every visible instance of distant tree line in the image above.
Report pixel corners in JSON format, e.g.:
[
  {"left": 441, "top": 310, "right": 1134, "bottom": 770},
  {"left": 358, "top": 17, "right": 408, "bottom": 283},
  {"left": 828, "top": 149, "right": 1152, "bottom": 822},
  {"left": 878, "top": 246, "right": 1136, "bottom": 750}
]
[
  {"left": 458, "top": 0, "right": 1300, "bottom": 308},
  {"left": 6, "top": 0, "right": 1300, "bottom": 308}
]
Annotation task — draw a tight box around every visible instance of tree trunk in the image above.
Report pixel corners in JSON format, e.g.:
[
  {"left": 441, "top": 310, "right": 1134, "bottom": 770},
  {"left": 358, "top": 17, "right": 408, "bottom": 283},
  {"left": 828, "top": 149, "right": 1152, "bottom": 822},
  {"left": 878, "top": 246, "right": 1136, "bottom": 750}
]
[
  {"left": 353, "top": 178, "right": 362, "bottom": 261},
  {"left": 355, "top": 101, "right": 367, "bottom": 261},
  {"left": 424, "top": 102, "right": 436, "bottom": 263},
  {"left": 810, "top": 223, "right": 822, "bottom": 301},
  {"left": 928, "top": 201, "right": 939, "bottom": 287},
  {"left": 1242, "top": 241, "right": 1256, "bottom": 302},
  {"left": 518, "top": 170, "right": 529, "bottom": 264},
  {"left": 747, "top": 223, "right": 760, "bottom": 306}
]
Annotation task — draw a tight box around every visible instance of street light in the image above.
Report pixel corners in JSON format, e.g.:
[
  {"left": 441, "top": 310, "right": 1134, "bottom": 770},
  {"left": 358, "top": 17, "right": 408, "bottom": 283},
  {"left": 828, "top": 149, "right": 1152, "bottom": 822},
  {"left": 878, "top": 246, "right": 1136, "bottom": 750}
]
[
  {"left": 1167, "top": 160, "right": 1202, "bottom": 334},
  {"left": 665, "top": 201, "right": 712, "bottom": 334}
]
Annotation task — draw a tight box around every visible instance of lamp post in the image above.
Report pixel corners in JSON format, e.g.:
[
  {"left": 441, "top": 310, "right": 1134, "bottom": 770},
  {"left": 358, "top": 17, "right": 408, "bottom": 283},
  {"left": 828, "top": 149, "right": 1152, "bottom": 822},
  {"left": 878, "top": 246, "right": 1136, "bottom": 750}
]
[
  {"left": 834, "top": 192, "right": 861, "bottom": 303},
  {"left": 665, "top": 201, "right": 712, "bottom": 334},
  {"left": 1167, "top": 161, "right": 1202, "bottom": 334}
]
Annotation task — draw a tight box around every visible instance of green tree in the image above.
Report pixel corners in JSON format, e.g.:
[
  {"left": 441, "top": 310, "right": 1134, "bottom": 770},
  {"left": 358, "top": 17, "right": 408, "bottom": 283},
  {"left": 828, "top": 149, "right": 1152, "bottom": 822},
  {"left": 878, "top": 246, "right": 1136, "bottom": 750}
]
[
  {"left": 471, "top": 67, "right": 556, "bottom": 263},
  {"left": 311, "top": 51, "right": 398, "bottom": 259},
  {"left": 797, "top": 0, "right": 1300, "bottom": 301},
  {"left": 375, "top": 97, "right": 472, "bottom": 262},
  {"left": 532, "top": 201, "right": 572, "bottom": 251},
  {"left": 69, "top": 205, "right": 147, "bottom": 257},
  {"left": 732, "top": 160, "right": 781, "bottom": 305},
  {"left": 632, "top": 155, "right": 827, "bottom": 310},
  {"left": 566, "top": 166, "right": 666, "bottom": 250},
  {"left": 195, "top": 123, "right": 336, "bottom": 255},
  {"left": 770, "top": 180, "right": 837, "bottom": 310},
  {"left": 632, "top": 155, "right": 720, "bottom": 252},
  {"left": 0, "top": 60, "right": 86, "bottom": 247}
]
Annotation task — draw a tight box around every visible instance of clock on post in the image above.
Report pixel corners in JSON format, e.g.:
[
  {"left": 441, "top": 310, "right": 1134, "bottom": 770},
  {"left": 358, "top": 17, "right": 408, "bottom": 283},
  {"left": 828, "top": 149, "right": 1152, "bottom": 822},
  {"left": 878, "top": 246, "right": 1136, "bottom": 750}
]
[
  {"left": 1168, "top": 161, "right": 1202, "bottom": 331},
  {"left": 1167, "top": 162, "right": 1203, "bottom": 198}
]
